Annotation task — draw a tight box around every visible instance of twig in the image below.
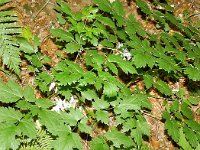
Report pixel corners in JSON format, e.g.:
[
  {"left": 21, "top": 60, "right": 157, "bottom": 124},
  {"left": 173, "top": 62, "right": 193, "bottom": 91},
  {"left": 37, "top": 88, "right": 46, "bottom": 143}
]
[{"left": 32, "top": 0, "right": 50, "bottom": 21}]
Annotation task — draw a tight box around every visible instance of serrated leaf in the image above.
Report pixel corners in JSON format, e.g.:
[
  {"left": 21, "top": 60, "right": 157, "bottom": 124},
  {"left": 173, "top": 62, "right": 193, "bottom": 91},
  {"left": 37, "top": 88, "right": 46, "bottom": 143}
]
[
  {"left": 35, "top": 98, "right": 54, "bottom": 109},
  {"left": 183, "top": 126, "right": 198, "bottom": 148},
  {"left": 118, "top": 94, "right": 151, "bottom": 111},
  {"left": 103, "top": 81, "right": 119, "bottom": 97},
  {"left": 23, "top": 85, "right": 36, "bottom": 102},
  {"left": 65, "top": 42, "right": 81, "bottom": 53},
  {"left": 18, "top": 37, "right": 36, "bottom": 53},
  {"left": 131, "top": 128, "right": 142, "bottom": 146},
  {"left": 165, "top": 118, "right": 179, "bottom": 142},
  {"left": 64, "top": 109, "right": 83, "bottom": 126},
  {"left": 50, "top": 29, "right": 73, "bottom": 42},
  {"left": 185, "top": 67, "right": 200, "bottom": 81},
  {"left": 136, "top": 0, "right": 151, "bottom": 15},
  {"left": 0, "top": 107, "right": 22, "bottom": 124},
  {"left": 186, "top": 120, "right": 200, "bottom": 132},
  {"left": 78, "top": 118, "right": 92, "bottom": 135},
  {"left": 170, "top": 100, "right": 179, "bottom": 112},
  {"left": 57, "top": 0, "right": 73, "bottom": 16},
  {"left": 111, "top": 0, "right": 124, "bottom": 27},
  {"left": 106, "top": 62, "right": 118, "bottom": 74},
  {"left": 108, "top": 54, "right": 137, "bottom": 74},
  {"left": 143, "top": 74, "right": 154, "bottom": 89},
  {"left": 90, "top": 136, "right": 109, "bottom": 150},
  {"left": 181, "top": 102, "right": 193, "bottom": 119},
  {"left": 0, "top": 80, "right": 23, "bottom": 103},
  {"left": 105, "top": 128, "right": 134, "bottom": 148},
  {"left": 136, "top": 115, "right": 150, "bottom": 136},
  {"left": 53, "top": 132, "right": 83, "bottom": 150},
  {"left": 81, "top": 89, "right": 99, "bottom": 101},
  {"left": 93, "top": 0, "right": 112, "bottom": 13},
  {"left": 96, "top": 16, "right": 116, "bottom": 30},
  {"left": 38, "top": 110, "right": 70, "bottom": 136},
  {"left": 18, "top": 118, "right": 37, "bottom": 139},
  {"left": 93, "top": 99, "right": 110, "bottom": 110},
  {"left": 79, "top": 71, "right": 96, "bottom": 85},
  {"left": 95, "top": 110, "right": 109, "bottom": 124},
  {"left": 154, "top": 80, "right": 172, "bottom": 96},
  {"left": 187, "top": 97, "right": 200, "bottom": 105},
  {"left": 16, "top": 100, "right": 33, "bottom": 110},
  {"left": 0, "top": 126, "right": 19, "bottom": 150},
  {"left": 122, "top": 118, "right": 136, "bottom": 132},
  {"left": 178, "top": 128, "right": 193, "bottom": 150}
]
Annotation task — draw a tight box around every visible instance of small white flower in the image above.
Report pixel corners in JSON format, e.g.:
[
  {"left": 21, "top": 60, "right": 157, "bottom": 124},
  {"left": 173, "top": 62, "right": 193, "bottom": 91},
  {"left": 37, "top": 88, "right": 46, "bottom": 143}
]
[
  {"left": 69, "top": 96, "right": 78, "bottom": 108},
  {"left": 49, "top": 82, "right": 56, "bottom": 91},
  {"left": 121, "top": 48, "right": 132, "bottom": 61},
  {"left": 117, "top": 42, "right": 124, "bottom": 49},
  {"left": 54, "top": 87, "right": 58, "bottom": 93},
  {"left": 52, "top": 99, "right": 69, "bottom": 112},
  {"left": 170, "top": 4, "right": 174, "bottom": 8},
  {"left": 35, "top": 120, "right": 42, "bottom": 130}
]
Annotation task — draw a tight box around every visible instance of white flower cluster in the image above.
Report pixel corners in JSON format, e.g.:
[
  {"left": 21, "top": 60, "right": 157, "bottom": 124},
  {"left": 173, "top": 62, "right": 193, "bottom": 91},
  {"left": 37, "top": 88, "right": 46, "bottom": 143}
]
[
  {"left": 117, "top": 42, "right": 132, "bottom": 61},
  {"left": 51, "top": 96, "right": 78, "bottom": 113}
]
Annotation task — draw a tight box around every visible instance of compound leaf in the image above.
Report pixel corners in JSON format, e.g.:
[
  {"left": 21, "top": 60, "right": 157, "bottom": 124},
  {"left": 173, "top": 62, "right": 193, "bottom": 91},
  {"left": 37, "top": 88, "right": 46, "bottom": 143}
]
[{"left": 105, "top": 128, "right": 134, "bottom": 148}]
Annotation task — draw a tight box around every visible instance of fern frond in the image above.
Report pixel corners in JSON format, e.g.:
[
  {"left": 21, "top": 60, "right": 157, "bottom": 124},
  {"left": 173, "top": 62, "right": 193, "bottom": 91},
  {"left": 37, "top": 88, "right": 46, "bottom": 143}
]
[
  {"left": 0, "top": 1, "right": 21, "bottom": 74},
  {"left": 19, "top": 129, "right": 54, "bottom": 150}
]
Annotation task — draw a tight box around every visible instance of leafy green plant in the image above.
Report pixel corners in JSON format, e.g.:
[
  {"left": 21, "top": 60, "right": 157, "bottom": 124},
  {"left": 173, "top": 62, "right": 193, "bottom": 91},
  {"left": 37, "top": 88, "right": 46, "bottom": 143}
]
[
  {"left": 0, "top": 0, "right": 21, "bottom": 74},
  {"left": 0, "top": 0, "right": 199, "bottom": 149}
]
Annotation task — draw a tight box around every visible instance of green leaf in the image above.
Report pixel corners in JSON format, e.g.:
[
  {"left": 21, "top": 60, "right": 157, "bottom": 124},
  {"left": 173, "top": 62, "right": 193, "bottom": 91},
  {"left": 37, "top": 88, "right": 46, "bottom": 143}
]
[
  {"left": 111, "top": 0, "right": 124, "bottom": 27},
  {"left": 181, "top": 102, "right": 193, "bottom": 119},
  {"left": 93, "top": 99, "right": 110, "bottom": 110},
  {"left": 187, "top": 97, "right": 200, "bottom": 105},
  {"left": 81, "top": 89, "right": 99, "bottom": 101},
  {"left": 78, "top": 118, "right": 92, "bottom": 135},
  {"left": 0, "top": 107, "right": 22, "bottom": 124},
  {"left": 38, "top": 110, "right": 70, "bottom": 136},
  {"left": 35, "top": 98, "right": 54, "bottom": 109},
  {"left": 90, "top": 136, "right": 109, "bottom": 150},
  {"left": 131, "top": 128, "right": 142, "bottom": 146},
  {"left": 165, "top": 118, "right": 179, "bottom": 142},
  {"left": 56, "top": 0, "right": 73, "bottom": 16},
  {"left": 186, "top": 120, "right": 200, "bottom": 132},
  {"left": 93, "top": 0, "right": 112, "bottom": 13},
  {"left": 143, "top": 74, "right": 154, "bottom": 89},
  {"left": 64, "top": 109, "right": 83, "bottom": 126},
  {"left": 0, "top": 80, "right": 23, "bottom": 103},
  {"left": 95, "top": 110, "right": 109, "bottom": 124},
  {"left": 170, "top": 100, "right": 179, "bottom": 112},
  {"left": 185, "top": 67, "right": 200, "bottom": 81},
  {"left": 18, "top": 37, "right": 37, "bottom": 53},
  {"left": 103, "top": 81, "right": 119, "bottom": 97},
  {"left": 136, "top": 0, "right": 151, "bottom": 15},
  {"left": 106, "top": 62, "right": 118, "bottom": 74},
  {"left": 53, "top": 133, "right": 83, "bottom": 150},
  {"left": 65, "top": 42, "right": 81, "bottom": 53},
  {"left": 105, "top": 128, "right": 134, "bottom": 148},
  {"left": 178, "top": 128, "right": 193, "bottom": 150},
  {"left": 18, "top": 118, "right": 37, "bottom": 139},
  {"left": 108, "top": 54, "right": 137, "bottom": 74},
  {"left": 50, "top": 29, "right": 73, "bottom": 42},
  {"left": 154, "top": 80, "right": 172, "bottom": 96},
  {"left": 183, "top": 126, "right": 198, "bottom": 148},
  {"left": 0, "top": 126, "right": 19, "bottom": 150},
  {"left": 96, "top": 16, "right": 116, "bottom": 30},
  {"left": 136, "top": 115, "right": 150, "bottom": 136},
  {"left": 23, "top": 85, "right": 36, "bottom": 102}
]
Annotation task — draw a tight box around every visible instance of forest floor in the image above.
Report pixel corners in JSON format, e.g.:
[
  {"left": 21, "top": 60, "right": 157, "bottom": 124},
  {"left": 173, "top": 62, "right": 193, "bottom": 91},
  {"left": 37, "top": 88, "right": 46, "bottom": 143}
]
[{"left": 1, "top": 0, "right": 199, "bottom": 149}]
